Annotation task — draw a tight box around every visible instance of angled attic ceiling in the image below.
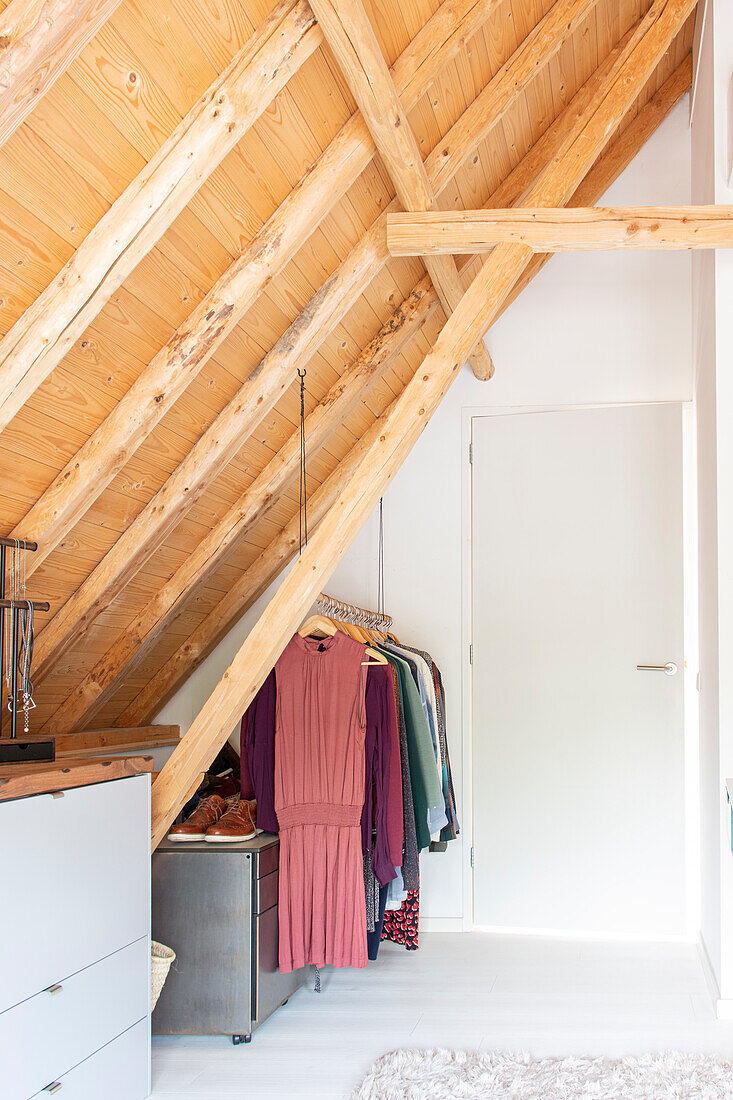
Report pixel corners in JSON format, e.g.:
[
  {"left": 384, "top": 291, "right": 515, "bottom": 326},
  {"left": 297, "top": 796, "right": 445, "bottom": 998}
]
[{"left": 0, "top": 0, "right": 695, "bottom": 740}]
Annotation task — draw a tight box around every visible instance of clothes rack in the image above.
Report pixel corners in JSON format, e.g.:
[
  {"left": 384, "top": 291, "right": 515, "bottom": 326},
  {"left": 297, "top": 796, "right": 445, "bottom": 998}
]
[{"left": 315, "top": 592, "right": 393, "bottom": 633}]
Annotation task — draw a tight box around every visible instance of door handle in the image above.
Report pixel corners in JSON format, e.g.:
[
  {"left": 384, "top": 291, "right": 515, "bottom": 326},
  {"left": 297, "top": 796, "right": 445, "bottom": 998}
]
[{"left": 636, "top": 662, "right": 678, "bottom": 676}]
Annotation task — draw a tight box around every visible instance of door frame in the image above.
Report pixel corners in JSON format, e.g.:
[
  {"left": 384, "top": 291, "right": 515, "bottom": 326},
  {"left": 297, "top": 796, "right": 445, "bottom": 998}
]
[{"left": 460, "top": 401, "right": 699, "bottom": 937}]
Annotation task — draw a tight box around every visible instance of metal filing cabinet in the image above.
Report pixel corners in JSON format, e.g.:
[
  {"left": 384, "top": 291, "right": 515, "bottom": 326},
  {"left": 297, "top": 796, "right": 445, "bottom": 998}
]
[{"left": 152, "top": 835, "right": 305, "bottom": 1043}]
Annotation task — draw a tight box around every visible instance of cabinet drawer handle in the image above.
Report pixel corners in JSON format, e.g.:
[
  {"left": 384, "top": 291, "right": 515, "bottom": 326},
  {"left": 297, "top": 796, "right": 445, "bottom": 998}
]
[
  {"left": 45, "top": 983, "right": 63, "bottom": 995},
  {"left": 43, "top": 1083, "right": 62, "bottom": 1094}
]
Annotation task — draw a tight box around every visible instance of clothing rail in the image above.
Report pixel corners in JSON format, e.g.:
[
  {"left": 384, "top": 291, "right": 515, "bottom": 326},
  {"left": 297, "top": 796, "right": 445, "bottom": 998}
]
[
  {"left": 315, "top": 592, "right": 392, "bottom": 632},
  {"left": 0, "top": 536, "right": 38, "bottom": 551},
  {"left": 0, "top": 599, "right": 49, "bottom": 611}
]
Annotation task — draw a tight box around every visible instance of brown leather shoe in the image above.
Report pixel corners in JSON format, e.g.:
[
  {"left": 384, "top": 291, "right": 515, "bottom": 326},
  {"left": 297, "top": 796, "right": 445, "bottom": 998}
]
[
  {"left": 167, "top": 794, "right": 228, "bottom": 842},
  {"left": 205, "top": 798, "right": 259, "bottom": 843}
]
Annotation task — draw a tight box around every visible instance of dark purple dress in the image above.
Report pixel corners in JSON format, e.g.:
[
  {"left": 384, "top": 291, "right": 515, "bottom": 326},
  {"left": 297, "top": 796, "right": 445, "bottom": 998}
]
[{"left": 240, "top": 670, "right": 279, "bottom": 834}]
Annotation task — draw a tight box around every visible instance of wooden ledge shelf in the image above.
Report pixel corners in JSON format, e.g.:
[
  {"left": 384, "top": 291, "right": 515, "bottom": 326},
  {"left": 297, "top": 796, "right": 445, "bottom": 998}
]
[{"left": 0, "top": 755, "right": 154, "bottom": 802}]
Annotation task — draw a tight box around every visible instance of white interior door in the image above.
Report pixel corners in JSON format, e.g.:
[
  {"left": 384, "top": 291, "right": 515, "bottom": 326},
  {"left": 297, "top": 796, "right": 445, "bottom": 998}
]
[{"left": 471, "top": 404, "right": 686, "bottom": 936}]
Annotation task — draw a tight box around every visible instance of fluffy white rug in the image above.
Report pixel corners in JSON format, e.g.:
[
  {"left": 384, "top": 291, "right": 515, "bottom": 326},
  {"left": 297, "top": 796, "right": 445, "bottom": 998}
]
[{"left": 352, "top": 1049, "right": 733, "bottom": 1099}]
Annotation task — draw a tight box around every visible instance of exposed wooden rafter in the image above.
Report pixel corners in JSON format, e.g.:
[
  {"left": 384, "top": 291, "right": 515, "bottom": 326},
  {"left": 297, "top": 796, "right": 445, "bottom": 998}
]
[
  {"left": 5, "top": 0, "right": 500, "bottom": 577},
  {"left": 117, "top": 50, "right": 693, "bottom": 733},
  {"left": 149, "top": 0, "right": 695, "bottom": 847},
  {"left": 310, "top": 0, "right": 494, "bottom": 379},
  {"left": 31, "top": 0, "right": 592, "bottom": 685},
  {"left": 0, "top": 0, "right": 322, "bottom": 437},
  {"left": 119, "top": 393, "right": 401, "bottom": 730},
  {"left": 0, "top": 0, "right": 123, "bottom": 149}
]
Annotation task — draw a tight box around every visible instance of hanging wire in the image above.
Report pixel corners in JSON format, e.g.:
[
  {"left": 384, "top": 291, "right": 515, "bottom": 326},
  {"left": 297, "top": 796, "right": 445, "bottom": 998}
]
[
  {"left": 377, "top": 497, "right": 385, "bottom": 618},
  {"left": 298, "top": 369, "right": 309, "bottom": 555}
]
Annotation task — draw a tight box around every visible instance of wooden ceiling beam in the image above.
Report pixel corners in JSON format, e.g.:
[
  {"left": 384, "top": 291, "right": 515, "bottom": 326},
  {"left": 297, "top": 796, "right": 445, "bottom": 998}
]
[
  {"left": 0, "top": 0, "right": 321, "bottom": 438},
  {"left": 27, "top": 0, "right": 585, "bottom": 676},
  {"left": 387, "top": 205, "right": 733, "bottom": 253},
  {"left": 0, "top": 0, "right": 123, "bottom": 149},
  {"left": 148, "top": 0, "right": 695, "bottom": 847},
  {"left": 112, "top": 36, "right": 687, "bottom": 731},
  {"left": 7, "top": 0, "right": 499, "bottom": 577},
  {"left": 310, "top": 0, "right": 494, "bottom": 380},
  {"left": 43, "top": 279, "right": 440, "bottom": 732},
  {"left": 117, "top": 397, "right": 402, "bottom": 730}
]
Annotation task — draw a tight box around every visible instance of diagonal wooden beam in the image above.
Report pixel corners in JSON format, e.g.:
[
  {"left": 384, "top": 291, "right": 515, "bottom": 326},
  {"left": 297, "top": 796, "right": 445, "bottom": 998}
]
[
  {"left": 117, "top": 44, "right": 690, "bottom": 732},
  {"left": 7, "top": 0, "right": 500, "bottom": 577},
  {"left": 0, "top": 0, "right": 322, "bottom": 437},
  {"left": 24, "top": 0, "right": 593, "bottom": 675},
  {"left": 148, "top": 0, "right": 695, "bottom": 846},
  {"left": 0, "top": 0, "right": 123, "bottom": 149},
  {"left": 43, "top": 278, "right": 440, "bottom": 731},
  {"left": 117, "top": 396, "right": 401, "bottom": 731},
  {"left": 387, "top": 205, "right": 733, "bottom": 253},
  {"left": 310, "top": 0, "right": 493, "bottom": 380}
]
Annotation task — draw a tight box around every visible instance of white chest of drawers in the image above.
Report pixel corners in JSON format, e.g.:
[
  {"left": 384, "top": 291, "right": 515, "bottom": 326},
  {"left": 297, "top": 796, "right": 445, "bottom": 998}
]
[{"left": 0, "top": 768, "right": 151, "bottom": 1100}]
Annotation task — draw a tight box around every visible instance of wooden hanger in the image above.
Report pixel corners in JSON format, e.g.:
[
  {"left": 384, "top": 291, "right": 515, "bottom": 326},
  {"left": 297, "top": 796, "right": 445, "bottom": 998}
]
[{"left": 298, "top": 614, "right": 387, "bottom": 666}]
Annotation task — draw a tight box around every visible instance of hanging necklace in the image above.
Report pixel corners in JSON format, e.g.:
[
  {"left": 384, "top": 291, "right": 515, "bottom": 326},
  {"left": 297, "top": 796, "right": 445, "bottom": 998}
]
[
  {"left": 18, "top": 600, "right": 35, "bottom": 734},
  {"left": 4, "top": 540, "right": 19, "bottom": 710}
]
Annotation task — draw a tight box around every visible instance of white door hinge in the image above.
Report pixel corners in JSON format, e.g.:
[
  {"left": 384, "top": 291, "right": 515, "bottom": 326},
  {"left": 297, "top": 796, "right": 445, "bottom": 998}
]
[
  {"left": 469, "top": 441, "right": 473, "bottom": 464},
  {"left": 470, "top": 846, "right": 475, "bottom": 869},
  {"left": 469, "top": 643, "right": 473, "bottom": 665}
]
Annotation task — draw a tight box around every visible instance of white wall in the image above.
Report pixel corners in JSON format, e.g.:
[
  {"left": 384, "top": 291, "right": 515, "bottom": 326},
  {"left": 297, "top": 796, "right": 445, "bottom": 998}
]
[
  {"left": 157, "top": 99, "right": 693, "bottom": 930},
  {"left": 691, "top": 0, "right": 721, "bottom": 989},
  {"left": 689, "top": 0, "right": 733, "bottom": 1004}
]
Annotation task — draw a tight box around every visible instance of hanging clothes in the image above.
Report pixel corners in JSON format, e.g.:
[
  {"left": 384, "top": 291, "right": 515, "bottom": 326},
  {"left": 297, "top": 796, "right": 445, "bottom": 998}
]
[
  {"left": 240, "top": 669, "right": 279, "bottom": 835},
  {"left": 274, "top": 631, "right": 369, "bottom": 973},
  {"left": 361, "top": 666, "right": 397, "bottom": 888},
  {"left": 389, "top": 641, "right": 460, "bottom": 842},
  {"left": 382, "top": 881, "right": 420, "bottom": 951},
  {"left": 389, "top": 662, "right": 419, "bottom": 892},
  {"left": 378, "top": 647, "right": 447, "bottom": 846}
]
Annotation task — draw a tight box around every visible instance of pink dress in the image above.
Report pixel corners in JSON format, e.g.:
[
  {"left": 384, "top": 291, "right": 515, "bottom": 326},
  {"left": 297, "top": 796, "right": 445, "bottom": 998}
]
[{"left": 274, "top": 631, "right": 368, "bottom": 972}]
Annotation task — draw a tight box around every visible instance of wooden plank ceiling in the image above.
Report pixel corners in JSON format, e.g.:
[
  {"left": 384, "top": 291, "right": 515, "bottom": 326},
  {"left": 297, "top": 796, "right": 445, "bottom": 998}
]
[{"left": 0, "top": 0, "right": 694, "bottom": 737}]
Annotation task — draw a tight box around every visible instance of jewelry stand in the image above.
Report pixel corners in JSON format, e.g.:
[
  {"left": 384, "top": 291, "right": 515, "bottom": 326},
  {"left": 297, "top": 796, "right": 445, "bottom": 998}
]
[{"left": 0, "top": 536, "right": 54, "bottom": 765}]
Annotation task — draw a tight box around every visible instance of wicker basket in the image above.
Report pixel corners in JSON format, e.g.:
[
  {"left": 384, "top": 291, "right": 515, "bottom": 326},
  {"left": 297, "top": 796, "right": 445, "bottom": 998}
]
[{"left": 151, "top": 941, "right": 176, "bottom": 1011}]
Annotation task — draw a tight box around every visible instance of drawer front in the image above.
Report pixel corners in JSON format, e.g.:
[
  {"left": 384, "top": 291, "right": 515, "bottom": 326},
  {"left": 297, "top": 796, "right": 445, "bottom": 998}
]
[
  {"left": 1, "top": 937, "right": 149, "bottom": 1100},
  {"left": 0, "top": 775, "right": 150, "bottom": 1013},
  {"left": 31, "top": 1018, "right": 149, "bottom": 1100},
  {"left": 257, "top": 843, "right": 279, "bottom": 878},
  {"left": 256, "top": 869, "right": 279, "bottom": 914},
  {"left": 253, "top": 906, "right": 306, "bottom": 1025}
]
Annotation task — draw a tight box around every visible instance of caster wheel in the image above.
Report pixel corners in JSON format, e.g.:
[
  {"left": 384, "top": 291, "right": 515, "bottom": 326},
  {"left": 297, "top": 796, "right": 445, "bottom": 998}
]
[{"left": 232, "top": 1034, "right": 251, "bottom": 1045}]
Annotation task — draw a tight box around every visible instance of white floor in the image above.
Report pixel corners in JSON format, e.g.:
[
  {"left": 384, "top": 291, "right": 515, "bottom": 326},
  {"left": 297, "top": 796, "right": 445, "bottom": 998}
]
[{"left": 151, "top": 932, "right": 733, "bottom": 1098}]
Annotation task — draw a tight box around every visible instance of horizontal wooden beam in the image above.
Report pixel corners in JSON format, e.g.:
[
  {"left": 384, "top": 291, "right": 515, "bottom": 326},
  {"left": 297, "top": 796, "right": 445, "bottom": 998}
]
[
  {"left": 115, "top": 27, "right": 684, "bottom": 729},
  {"left": 0, "top": 0, "right": 123, "bottom": 150},
  {"left": 149, "top": 0, "right": 695, "bottom": 847},
  {"left": 387, "top": 205, "right": 733, "bottom": 253},
  {"left": 8, "top": 0, "right": 498, "bottom": 579}
]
